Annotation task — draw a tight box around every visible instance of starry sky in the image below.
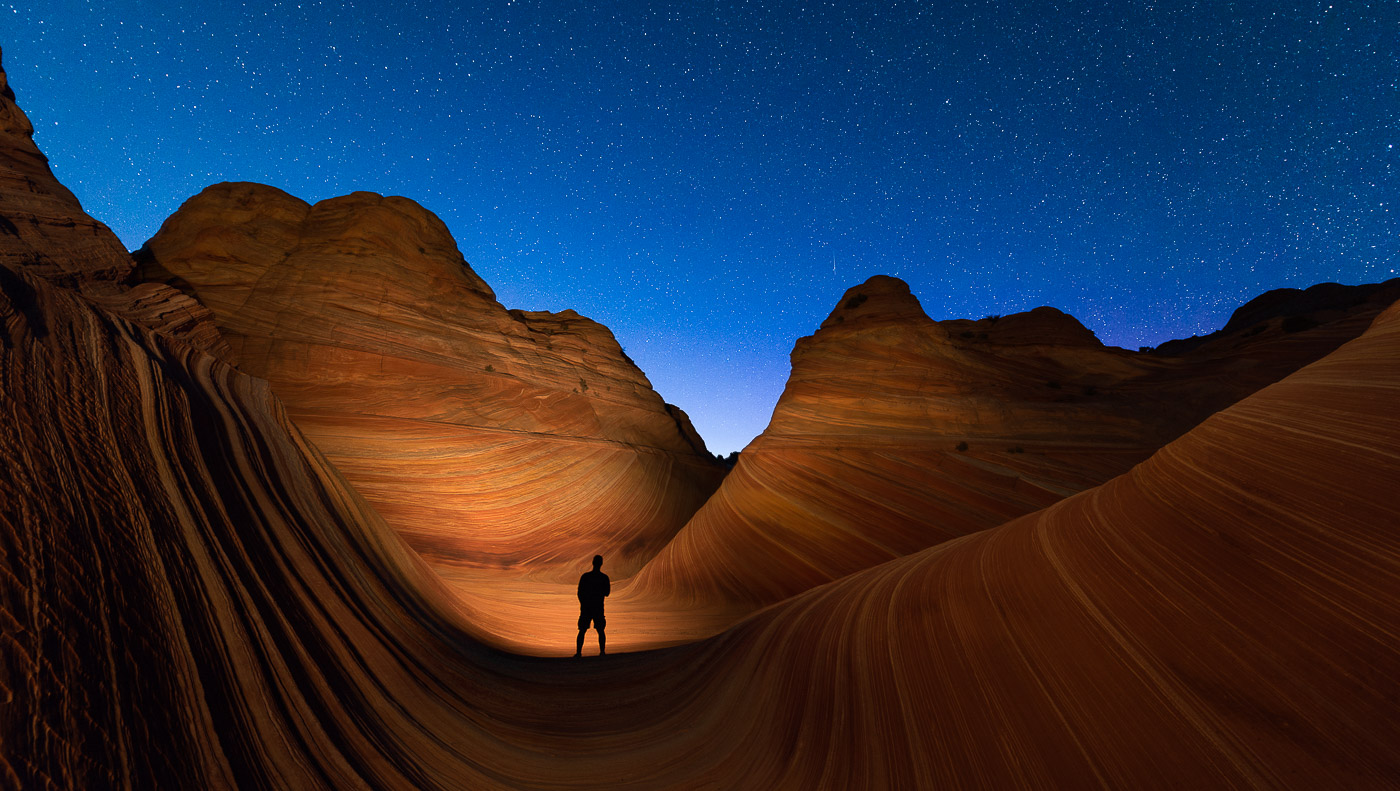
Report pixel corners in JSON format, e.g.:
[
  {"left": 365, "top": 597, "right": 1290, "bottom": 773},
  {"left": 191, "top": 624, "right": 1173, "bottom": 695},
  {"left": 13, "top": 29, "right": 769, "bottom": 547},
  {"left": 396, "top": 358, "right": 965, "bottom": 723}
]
[{"left": 5, "top": 0, "right": 1397, "bottom": 453}]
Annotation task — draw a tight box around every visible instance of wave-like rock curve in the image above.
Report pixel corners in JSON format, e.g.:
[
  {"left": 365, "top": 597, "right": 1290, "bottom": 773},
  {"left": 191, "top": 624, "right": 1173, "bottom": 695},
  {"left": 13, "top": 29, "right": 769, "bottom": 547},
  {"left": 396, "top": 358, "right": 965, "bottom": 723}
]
[
  {"left": 630, "top": 274, "right": 1396, "bottom": 609},
  {"left": 135, "top": 182, "right": 722, "bottom": 578},
  {"left": 4, "top": 261, "right": 1399, "bottom": 788}
]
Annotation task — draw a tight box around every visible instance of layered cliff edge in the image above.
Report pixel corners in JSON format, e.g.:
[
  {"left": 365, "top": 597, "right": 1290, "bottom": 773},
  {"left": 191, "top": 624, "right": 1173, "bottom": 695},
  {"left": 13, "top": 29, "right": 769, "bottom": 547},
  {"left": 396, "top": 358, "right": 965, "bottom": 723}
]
[{"left": 0, "top": 45, "right": 226, "bottom": 352}]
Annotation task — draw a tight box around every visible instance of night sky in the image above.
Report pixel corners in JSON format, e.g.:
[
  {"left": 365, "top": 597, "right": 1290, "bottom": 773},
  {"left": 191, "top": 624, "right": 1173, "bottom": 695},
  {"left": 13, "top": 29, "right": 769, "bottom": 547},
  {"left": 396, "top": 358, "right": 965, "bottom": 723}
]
[{"left": 6, "top": 1, "right": 1397, "bottom": 453}]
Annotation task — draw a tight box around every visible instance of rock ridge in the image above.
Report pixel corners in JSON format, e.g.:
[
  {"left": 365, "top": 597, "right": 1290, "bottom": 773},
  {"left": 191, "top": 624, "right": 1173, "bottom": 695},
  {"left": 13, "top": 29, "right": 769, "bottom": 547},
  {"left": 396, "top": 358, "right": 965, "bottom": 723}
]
[{"left": 630, "top": 273, "right": 1400, "bottom": 607}]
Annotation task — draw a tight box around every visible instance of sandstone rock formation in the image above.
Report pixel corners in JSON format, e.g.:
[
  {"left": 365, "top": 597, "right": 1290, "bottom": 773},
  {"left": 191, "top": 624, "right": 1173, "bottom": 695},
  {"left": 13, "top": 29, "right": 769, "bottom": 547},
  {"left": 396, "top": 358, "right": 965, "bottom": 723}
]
[
  {"left": 0, "top": 46, "right": 226, "bottom": 352},
  {"left": 1155, "top": 277, "right": 1400, "bottom": 355},
  {"left": 135, "top": 182, "right": 723, "bottom": 579},
  {"left": 689, "top": 298, "right": 1400, "bottom": 786},
  {"left": 941, "top": 303, "right": 1104, "bottom": 346},
  {"left": 0, "top": 46, "right": 132, "bottom": 288},
  {"left": 629, "top": 274, "right": 1396, "bottom": 609},
  {"left": 5, "top": 57, "right": 1400, "bottom": 787},
  {"left": 5, "top": 249, "right": 1399, "bottom": 788}
]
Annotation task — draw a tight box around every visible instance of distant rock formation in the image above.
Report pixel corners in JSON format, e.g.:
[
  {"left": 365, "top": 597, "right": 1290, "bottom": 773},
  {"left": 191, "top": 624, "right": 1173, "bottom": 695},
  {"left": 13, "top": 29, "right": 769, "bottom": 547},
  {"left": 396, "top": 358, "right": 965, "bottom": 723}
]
[
  {"left": 941, "top": 304, "right": 1104, "bottom": 347},
  {"left": 1155, "top": 278, "right": 1400, "bottom": 355},
  {"left": 630, "top": 274, "right": 1398, "bottom": 607},
  {"left": 135, "top": 182, "right": 722, "bottom": 578}
]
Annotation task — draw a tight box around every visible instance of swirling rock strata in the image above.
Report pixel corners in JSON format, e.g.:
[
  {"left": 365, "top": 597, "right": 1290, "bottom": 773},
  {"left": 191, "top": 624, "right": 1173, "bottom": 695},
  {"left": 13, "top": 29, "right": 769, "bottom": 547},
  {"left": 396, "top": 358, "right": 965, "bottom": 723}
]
[
  {"left": 5, "top": 257, "right": 1399, "bottom": 788},
  {"left": 5, "top": 57, "right": 1398, "bottom": 787},
  {"left": 136, "top": 182, "right": 722, "bottom": 577},
  {"left": 692, "top": 299, "right": 1400, "bottom": 786},
  {"left": 631, "top": 275, "right": 1395, "bottom": 608}
]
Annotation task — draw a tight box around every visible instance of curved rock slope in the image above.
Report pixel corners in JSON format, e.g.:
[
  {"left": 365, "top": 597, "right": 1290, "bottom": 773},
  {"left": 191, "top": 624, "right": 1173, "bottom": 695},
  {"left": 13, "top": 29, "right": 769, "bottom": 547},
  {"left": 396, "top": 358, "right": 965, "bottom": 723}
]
[
  {"left": 0, "top": 46, "right": 131, "bottom": 287},
  {"left": 136, "top": 182, "right": 722, "bottom": 578},
  {"left": 630, "top": 274, "right": 1394, "bottom": 608},
  {"left": 5, "top": 255, "right": 1399, "bottom": 789},
  {"left": 0, "top": 47, "right": 226, "bottom": 351},
  {"left": 690, "top": 298, "right": 1400, "bottom": 787}
]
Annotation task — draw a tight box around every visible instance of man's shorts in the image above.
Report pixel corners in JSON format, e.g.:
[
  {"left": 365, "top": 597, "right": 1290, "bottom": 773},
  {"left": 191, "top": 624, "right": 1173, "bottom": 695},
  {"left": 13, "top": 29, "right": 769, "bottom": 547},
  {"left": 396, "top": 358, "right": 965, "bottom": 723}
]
[{"left": 578, "top": 610, "right": 605, "bottom": 630}]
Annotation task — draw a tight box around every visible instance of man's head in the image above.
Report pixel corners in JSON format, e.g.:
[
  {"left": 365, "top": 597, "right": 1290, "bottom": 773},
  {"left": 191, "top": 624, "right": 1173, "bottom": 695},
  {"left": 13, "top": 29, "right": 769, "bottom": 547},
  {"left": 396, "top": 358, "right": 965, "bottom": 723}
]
[{"left": 592, "top": 554, "right": 603, "bottom": 570}]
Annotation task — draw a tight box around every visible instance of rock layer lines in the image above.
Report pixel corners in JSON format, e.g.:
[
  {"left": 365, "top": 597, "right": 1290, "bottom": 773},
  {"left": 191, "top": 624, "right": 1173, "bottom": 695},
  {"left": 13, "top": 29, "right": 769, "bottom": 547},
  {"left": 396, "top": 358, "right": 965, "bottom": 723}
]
[
  {"left": 136, "top": 182, "right": 722, "bottom": 577},
  {"left": 4, "top": 54, "right": 1400, "bottom": 788},
  {"left": 4, "top": 259, "right": 1400, "bottom": 788},
  {"left": 632, "top": 274, "right": 1396, "bottom": 608}
]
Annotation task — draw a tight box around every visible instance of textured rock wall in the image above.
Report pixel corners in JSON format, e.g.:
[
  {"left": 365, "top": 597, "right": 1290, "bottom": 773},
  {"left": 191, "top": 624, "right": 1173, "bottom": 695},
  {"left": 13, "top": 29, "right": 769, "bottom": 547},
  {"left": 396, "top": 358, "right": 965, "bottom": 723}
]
[
  {"left": 0, "top": 261, "right": 455, "bottom": 787},
  {"left": 0, "top": 46, "right": 132, "bottom": 287},
  {"left": 0, "top": 47, "right": 227, "bottom": 353},
  {"left": 4, "top": 258, "right": 1399, "bottom": 788},
  {"left": 690, "top": 298, "right": 1400, "bottom": 786},
  {"left": 631, "top": 274, "right": 1395, "bottom": 607},
  {"left": 136, "top": 182, "right": 722, "bottom": 578}
]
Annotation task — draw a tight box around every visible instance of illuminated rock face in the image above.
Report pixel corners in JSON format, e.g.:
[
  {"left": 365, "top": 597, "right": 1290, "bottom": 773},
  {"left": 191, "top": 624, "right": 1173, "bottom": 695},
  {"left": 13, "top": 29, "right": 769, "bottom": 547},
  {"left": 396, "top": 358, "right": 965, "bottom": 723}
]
[
  {"left": 136, "top": 182, "right": 722, "bottom": 578},
  {"left": 5, "top": 258, "right": 1399, "bottom": 789},
  {"left": 695, "top": 300, "right": 1400, "bottom": 787},
  {"left": 631, "top": 274, "right": 1394, "bottom": 607}
]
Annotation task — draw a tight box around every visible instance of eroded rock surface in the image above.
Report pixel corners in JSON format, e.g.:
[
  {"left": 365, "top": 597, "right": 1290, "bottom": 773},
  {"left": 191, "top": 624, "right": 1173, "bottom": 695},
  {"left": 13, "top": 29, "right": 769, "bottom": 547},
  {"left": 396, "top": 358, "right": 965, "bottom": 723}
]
[
  {"left": 691, "top": 298, "right": 1400, "bottom": 786},
  {"left": 0, "top": 47, "right": 227, "bottom": 353},
  {"left": 631, "top": 274, "right": 1397, "bottom": 607},
  {"left": 6, "top": 56, "right": 1400, "bottom": 789},
  {"left": 0, "top": 46, "right": 132, "bottom": 288},
  {"left": 136, "top": 182, "right": 722, "bottom": 578},
  {"left": 5, "top": 257, "right": 1400, "bottom": 788}
]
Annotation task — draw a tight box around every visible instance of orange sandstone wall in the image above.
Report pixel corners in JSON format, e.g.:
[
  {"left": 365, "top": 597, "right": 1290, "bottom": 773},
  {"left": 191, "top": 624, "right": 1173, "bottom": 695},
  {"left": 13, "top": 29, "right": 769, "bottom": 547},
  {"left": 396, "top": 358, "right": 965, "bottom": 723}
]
[
  {"left": 631, "top": 274, "right": 1396, "bottom": 607},
  {"left": 136, "top": 182, "right": 722, "bottom": 577},
  {"left": 690, "top": 298, "right": 1400, "bottom": 787},
  {"left": 4, "top": 258, "right": 1399, "bottom": 788}
]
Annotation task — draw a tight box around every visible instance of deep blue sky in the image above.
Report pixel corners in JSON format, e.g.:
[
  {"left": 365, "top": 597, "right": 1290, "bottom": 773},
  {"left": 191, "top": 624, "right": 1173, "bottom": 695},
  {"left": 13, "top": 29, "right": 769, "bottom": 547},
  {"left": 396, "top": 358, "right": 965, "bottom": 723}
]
[{"left": 5, "top": 1, "right": 1397, "bottom": 453}]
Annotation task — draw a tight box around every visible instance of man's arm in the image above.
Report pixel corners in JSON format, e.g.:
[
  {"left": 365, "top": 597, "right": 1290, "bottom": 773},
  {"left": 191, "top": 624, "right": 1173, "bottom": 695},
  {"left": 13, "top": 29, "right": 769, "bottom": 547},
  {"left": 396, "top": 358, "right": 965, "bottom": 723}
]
[
  {"left": 603, "top": 575, "right": 611, "bottom": 597},
  {"left": 578, "top": 574, "right": 586, "bottom": 603}
]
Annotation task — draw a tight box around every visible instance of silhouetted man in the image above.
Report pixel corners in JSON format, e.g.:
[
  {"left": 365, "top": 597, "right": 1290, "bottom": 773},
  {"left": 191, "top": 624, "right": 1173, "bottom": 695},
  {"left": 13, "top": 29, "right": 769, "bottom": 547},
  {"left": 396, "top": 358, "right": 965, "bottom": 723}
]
[{"left": 575, "top": 555, "right": 610, "bottom": 657}]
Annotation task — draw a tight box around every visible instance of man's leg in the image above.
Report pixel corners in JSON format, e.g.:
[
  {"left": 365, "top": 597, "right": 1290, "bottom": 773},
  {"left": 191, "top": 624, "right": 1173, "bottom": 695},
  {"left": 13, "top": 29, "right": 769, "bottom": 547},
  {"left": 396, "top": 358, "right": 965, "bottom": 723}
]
[
  {"left": 575, "top": 629, "right": 585, "bottom": 657},
  {"left": 597, "top": 628, "right": 606, "bottom": 655}
]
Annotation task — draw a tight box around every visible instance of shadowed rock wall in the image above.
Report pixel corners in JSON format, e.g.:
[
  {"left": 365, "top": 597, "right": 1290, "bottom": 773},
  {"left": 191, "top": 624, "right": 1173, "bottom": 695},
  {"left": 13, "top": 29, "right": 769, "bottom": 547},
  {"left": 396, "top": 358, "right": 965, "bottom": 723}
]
[{"left": 0, "top": 46, "right": 227, "bottom": 352}]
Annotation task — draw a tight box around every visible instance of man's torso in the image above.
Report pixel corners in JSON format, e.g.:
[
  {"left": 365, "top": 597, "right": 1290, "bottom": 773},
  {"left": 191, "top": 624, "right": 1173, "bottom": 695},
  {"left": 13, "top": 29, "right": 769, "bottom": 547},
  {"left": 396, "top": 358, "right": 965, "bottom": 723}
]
[{"left": 578, "top": 570, "right": 609, "bottom": 612}]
